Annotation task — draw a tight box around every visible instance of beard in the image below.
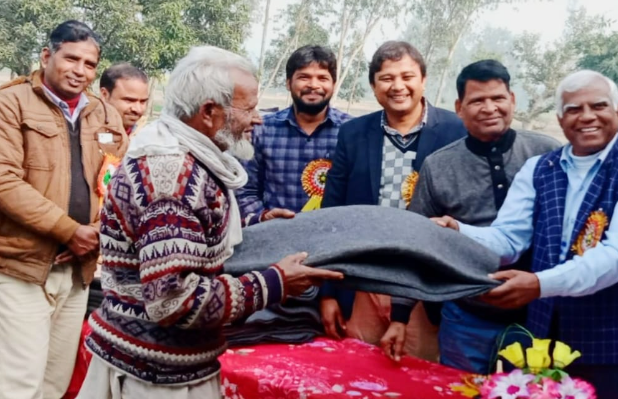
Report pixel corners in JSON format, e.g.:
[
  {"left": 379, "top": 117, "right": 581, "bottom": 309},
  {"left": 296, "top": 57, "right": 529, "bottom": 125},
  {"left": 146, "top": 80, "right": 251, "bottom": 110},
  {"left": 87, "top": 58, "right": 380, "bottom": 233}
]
[
  {"left": 213, "top": 127, "right": 255, "bottom": 161},
  {"left": 291, "top": 90, "right": 331, "bottom": 115},
  {"left": 228, "top": 136, "right": 255, "bottom": 160}
]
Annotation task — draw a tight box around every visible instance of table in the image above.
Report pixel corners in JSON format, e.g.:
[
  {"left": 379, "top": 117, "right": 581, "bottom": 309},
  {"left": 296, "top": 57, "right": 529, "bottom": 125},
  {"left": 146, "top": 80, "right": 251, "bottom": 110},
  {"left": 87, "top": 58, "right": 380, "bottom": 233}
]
[{"left": 220, "top": 338, "right": 469, "bottom": 399}]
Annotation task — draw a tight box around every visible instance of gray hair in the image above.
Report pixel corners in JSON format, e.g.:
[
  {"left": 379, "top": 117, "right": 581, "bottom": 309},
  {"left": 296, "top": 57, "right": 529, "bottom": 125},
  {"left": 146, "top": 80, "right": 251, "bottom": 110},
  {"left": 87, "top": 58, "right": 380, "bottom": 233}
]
[
  {"left": 556, "top": 70, "right": 618, "bottom": 117},
  {"left": 163, "top": 46, "right": 256, "bottom": 120}
]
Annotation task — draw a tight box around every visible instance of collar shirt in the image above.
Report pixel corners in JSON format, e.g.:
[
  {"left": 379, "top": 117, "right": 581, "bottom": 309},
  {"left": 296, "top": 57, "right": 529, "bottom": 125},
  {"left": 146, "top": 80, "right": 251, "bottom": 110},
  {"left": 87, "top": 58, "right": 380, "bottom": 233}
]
[
  {"left": 380, "top": 99, "right": 428, "bottom": 150},
  {"left": 41, "top": 85, "right": 89, "bottom": 126}
]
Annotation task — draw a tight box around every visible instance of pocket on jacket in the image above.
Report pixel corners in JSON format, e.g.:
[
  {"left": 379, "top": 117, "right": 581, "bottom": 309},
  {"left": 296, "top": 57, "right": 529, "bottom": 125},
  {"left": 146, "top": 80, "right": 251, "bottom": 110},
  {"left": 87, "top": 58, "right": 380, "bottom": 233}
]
[
  {"left": 82, "top": 127, "right": 124, "bottom": 152},
  {"left": 96, "top": 129, "right": 125, "bottom": 156},
  {"left": 0, "top": 234, "right": 42, "bottom": 261},
  {"left": 22, "top": 119, "right": 60, "bottom": 171}
]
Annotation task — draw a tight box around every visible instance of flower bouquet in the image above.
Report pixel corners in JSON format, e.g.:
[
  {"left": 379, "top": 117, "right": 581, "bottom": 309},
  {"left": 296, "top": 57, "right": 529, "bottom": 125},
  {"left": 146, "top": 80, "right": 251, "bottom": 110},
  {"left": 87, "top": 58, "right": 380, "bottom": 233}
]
[{"left": 450, "top": 327, "right": 596, "bottom": 399}]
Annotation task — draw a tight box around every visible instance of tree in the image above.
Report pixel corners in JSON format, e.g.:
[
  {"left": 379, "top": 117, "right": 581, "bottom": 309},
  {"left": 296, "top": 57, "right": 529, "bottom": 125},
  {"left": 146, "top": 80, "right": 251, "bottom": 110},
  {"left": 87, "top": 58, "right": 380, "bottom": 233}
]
[
  {"left": 403, "top": 0, "right": 526, "bottom": 106},
  {"left": 568, "top": 7, "right": 618, "bottom": 83},
  {"left": 0, "top": 0, "right": 254, "bottom": 78},
  {"left": 182, "top": 0, "right": 257, "bottom": 53},
  {"left": 259, "top": 0, "right": 329, "bottom": 96},
  {"left": 0, "top": 0, "right": 75, "bottom": 76},
  {"left": 336, "top": 41, "right": 368, "bottom": 109},
  {"left": 512, "top": 6, "right": 614, "bottom": 128},
  {"left": 577, "top": 32, "right": 618, "bottom": 83},
  {"left": 329, "top": 0, "right": 403, "bottom": 101},
  {"left": 257, "top": 0, "right": 272, "bottom": 81},
  {"left": 512, "top": 32, "right": 575, "bottom": 129},
  {"left": 258, "top": 0, "right": 403, "bottom": 104},
  {"left": 468, "top": 26, "right": 516, "bottom": 65}
]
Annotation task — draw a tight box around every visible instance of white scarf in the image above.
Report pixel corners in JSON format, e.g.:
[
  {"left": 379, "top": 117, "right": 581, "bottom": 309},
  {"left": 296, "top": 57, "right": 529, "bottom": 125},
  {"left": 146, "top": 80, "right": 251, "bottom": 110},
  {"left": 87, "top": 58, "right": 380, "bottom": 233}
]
[{"left": 127, "top": 113, "right": 247, "bottom": 255}]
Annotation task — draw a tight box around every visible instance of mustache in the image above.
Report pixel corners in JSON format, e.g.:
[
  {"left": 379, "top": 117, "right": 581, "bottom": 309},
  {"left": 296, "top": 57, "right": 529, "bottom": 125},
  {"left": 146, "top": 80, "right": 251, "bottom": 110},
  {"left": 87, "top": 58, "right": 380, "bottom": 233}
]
[{"left": 300, "top": 88, "right": 326, "bottom": 96}]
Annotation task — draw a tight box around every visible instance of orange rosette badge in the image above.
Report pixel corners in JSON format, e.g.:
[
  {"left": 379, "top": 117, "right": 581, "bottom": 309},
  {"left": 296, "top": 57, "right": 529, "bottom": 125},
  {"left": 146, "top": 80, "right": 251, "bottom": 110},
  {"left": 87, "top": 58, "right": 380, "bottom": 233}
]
[
  {"left": 401, "top": 171, "right": 419, "bottom": 208},
  {"left": 96, "top": 154, "right": 121, "bottom": 209},
  {"left": 301, "top": 158, "right": 332, "bottom": 212},
  {"left": 571, "top": 209, "right": 609, "bottom": 256}
]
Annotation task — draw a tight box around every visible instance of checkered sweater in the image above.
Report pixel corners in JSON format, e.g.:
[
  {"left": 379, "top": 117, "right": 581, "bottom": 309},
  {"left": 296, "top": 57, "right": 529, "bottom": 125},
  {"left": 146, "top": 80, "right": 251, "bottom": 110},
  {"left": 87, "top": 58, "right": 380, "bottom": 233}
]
[{"left": 86, "top": 153, "right": 284, "bottom": 384}]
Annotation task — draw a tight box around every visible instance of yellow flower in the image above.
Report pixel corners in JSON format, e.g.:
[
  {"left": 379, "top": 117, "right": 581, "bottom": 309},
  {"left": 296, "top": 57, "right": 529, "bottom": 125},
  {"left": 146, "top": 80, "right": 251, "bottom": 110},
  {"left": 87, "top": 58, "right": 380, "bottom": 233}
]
[
  {"left": 450, "top": 384, "right": 480, "bottom": 398},
  {"left": 499, "top": 342, "right": 526, "bottom": 369},
  {"left": 526, "top": 347, "right": 551, "bottom": 373},
  {"left": 532, "top": 338, "right": 552, "bottom": 354},
  {"left": 553, "top": 341, "right": 582, "bottom": 369}
]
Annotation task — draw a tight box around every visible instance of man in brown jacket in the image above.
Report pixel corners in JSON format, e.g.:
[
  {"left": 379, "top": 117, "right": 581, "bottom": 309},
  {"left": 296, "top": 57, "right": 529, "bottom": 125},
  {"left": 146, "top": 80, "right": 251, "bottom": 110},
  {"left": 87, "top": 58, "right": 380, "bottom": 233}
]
[{"left": 0, "top": 20, "right": 126, "bottom": 399}]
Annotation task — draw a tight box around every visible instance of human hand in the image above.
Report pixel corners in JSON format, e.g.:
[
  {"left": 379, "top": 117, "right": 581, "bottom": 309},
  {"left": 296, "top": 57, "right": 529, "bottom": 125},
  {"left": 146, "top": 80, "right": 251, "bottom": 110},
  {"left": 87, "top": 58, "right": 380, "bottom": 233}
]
[
  {"left": 320, "top": 297, "right": 347, "bottom": 339},
  {"left": 480, "top": 270, "right": 540, "bottom": 309},
  {"left": 67, "top": 225, "right": 99, "bottom": 258},
  {"left": 262, "top": 208, "right": 295, "bottom": 222},
  {"left": 430, "top": 216, "right": 459, "bottom": 231},
  {"left": 54, "top": 249, "right": 75, "bottom": 265},
  {"left": 380, "top": 321, "right": 407, "bottom": 361},
  {"left": 275, "top": 252, "right": 343, "bottom": 297}
]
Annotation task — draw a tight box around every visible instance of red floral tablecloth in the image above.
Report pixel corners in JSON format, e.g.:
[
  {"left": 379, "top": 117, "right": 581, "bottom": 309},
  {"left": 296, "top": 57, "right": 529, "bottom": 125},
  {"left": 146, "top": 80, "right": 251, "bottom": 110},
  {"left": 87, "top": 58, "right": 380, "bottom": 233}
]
[
  {"left": 67, "top": 323, "right": 469, "bottom": 399},
  {"left": 220, "top": 338, "right": 469, "bottom": 399}
]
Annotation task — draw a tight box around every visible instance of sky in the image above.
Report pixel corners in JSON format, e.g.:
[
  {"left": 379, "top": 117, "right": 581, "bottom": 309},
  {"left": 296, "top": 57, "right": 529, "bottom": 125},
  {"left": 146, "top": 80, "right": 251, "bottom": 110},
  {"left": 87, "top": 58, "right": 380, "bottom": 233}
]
[{"left": 244, "top": 0, "right": 618, "bottom": 63}]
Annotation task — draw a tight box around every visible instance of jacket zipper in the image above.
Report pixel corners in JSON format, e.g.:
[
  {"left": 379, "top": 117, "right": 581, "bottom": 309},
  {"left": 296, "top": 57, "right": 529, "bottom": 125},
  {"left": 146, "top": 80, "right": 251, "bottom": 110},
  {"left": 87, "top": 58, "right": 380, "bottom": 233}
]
[{"left": 62, "top": 115, "right": 74, "bottom": 278}]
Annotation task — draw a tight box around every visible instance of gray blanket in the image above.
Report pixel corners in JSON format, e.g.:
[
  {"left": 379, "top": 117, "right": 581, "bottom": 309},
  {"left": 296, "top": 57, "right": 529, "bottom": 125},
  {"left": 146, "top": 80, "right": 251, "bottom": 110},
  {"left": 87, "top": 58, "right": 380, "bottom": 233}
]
[
  {"left": 225, "top": 205, "right": 500, "bottom": 301},
  {"left": 224, "top": 287, "right": 322, "bottom": 346}
]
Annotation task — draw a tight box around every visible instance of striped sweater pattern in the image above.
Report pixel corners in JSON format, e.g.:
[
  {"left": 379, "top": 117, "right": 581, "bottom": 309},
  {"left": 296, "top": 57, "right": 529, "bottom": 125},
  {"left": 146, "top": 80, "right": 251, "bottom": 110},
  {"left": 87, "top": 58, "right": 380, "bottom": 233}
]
[{"left": 86, "top": 153, "right": 284, "bottom": 384}]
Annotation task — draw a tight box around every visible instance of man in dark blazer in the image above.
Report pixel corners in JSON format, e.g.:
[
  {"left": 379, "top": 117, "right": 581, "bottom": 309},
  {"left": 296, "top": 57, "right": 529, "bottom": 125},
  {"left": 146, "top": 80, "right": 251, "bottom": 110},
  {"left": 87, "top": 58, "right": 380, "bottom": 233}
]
[
  {"left": 320, "top": 41, "right": 466, "bottom": 360},
  {"left": 322, "top": 103, "right": 465, "bottom": 207}
]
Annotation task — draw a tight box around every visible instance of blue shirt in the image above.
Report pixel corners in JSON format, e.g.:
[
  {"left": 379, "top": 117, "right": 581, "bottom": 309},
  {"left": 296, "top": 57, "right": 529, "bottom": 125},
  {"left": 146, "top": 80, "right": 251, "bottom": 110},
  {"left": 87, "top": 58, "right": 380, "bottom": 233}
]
[
  {"left": 460, "top": 133, "right": 618, "bottom": 298},
  {"left": 237, "top": 106, "right": 352, "bottom": 224}
]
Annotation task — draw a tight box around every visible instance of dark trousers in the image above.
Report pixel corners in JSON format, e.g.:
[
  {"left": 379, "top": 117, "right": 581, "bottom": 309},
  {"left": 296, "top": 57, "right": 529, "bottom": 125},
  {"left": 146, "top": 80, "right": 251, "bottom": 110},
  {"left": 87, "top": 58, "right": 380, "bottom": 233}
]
[{"left": 569, "top": 364, "right": 618, "bottom": 399}]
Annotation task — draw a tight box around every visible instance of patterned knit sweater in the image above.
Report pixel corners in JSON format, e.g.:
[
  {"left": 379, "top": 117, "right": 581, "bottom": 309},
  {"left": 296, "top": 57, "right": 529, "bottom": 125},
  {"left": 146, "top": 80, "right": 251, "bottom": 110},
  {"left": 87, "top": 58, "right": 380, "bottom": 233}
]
[{"left": 86, "top": 153, "right": 285, "bottom": 384}]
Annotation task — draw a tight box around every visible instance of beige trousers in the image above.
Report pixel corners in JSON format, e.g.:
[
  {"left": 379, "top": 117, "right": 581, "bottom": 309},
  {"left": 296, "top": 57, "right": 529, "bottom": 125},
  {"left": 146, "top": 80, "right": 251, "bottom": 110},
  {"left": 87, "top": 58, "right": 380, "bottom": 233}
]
[
  {"left": 77, "top": 357, "right": 222, "bottom": 399},
  {"left": 346, "top": 292, "right": 439, "bottom": 362},
  {"left": 0, "top": 264, "right": 88, "bottom": 399}
]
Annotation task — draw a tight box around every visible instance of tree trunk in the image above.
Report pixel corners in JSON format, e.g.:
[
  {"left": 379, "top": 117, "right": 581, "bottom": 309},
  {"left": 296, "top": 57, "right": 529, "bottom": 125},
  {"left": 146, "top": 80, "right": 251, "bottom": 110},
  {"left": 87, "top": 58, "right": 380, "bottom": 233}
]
[
  {"left": 332, "top": 15, "right": 381, "bottom": 101},
  {"left": 335, "top": 1, "right": 351, "bottom": 82},
  {"left": 433, "top": 14, "right": 472, "bottom": 105},
  {"left": 259, "top": 0, "right": 310, "bottom": 100},
  {"left": 259, "top": 40, "right": 295, "bottom": 100},
  {"left": 433, "top": 48, "right": 455, "bottom": 106},
  {"left": 333, "top": 42, "right": 361, "bottom": 101},
  {"left": 420, "top": 4, "right": 439, "bottom": 64},
  {"left": 346, "top": 59, "right": 363, "bottom": 113},
  {"left": 257, "top": 0, "right": 272, "bottom": 88}
]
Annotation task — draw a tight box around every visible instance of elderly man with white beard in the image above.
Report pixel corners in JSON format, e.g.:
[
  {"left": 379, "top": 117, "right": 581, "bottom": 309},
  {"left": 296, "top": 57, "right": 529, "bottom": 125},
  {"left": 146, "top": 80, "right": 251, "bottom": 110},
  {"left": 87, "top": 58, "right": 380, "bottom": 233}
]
[{"left": 77, "top": 46, "right": 343, "bottom": 399}]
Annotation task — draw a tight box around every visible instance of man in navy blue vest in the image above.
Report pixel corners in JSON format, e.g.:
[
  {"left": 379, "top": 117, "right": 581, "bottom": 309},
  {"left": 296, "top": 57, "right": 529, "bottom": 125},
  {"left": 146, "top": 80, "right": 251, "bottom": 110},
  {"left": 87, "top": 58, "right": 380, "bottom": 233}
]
[{"left": 434, "top": 70, "right": 618, "bottom": 397}]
